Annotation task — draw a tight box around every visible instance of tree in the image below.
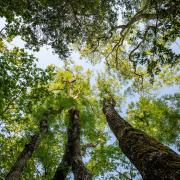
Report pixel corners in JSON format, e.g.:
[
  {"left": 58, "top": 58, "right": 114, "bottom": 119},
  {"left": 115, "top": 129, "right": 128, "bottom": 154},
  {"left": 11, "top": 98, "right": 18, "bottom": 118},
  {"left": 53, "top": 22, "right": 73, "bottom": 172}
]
[
  {"left": 0, "top": 39, "right": 65, "bottom": 179},
  {"left": 103, "top": 97, "right": 180, "bottom": 179},
  {"left": 53, "top": 108, "right": 92, "bottom": 180},
  {"left": 5, "top": 103, "right": 63, "bottom": 180}
]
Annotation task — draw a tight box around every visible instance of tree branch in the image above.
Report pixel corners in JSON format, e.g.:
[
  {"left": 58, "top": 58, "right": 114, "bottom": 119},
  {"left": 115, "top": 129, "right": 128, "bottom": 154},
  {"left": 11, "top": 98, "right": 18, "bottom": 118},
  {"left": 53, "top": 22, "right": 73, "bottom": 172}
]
[{"left": 81, "top": 143, "right": 97, "bottom": 156}]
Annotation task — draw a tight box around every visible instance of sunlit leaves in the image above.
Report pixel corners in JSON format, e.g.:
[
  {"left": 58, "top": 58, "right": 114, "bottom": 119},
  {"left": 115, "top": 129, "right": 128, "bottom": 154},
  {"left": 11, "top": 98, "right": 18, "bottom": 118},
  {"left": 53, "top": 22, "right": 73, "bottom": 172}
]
[
  {"left": 127, "top": 95, "right": 180, "bottom": 146},
  {"left": 0, "top": 40, "right": 52, "bottom": 120}
]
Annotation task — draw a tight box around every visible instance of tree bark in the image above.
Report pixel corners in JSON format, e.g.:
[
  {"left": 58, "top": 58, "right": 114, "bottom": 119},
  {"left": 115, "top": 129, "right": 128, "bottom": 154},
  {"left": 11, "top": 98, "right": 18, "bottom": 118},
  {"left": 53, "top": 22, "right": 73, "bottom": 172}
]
[
  {"left": 5, "top": 112, "right": 49, "bottom": 180},
  {"left": 103, "top": 98, "right": 180, "bottom": 180},
  {"left": 52, "top": 148, "right": 71, "bottom": 180},
  {"left": 53, "top": 108, "right": 92, "bottom": 180}
]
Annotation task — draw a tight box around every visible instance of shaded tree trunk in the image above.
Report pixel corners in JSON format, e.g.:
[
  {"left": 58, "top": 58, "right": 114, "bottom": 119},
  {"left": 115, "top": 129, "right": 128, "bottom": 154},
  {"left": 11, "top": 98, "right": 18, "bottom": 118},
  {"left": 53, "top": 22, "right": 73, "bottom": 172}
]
[
  {"left": 53, "top": 108, "right": 92, "bottom": 180},
  {"left": 103, "top": 98, "right": 180, "bottom": 180},
  {"left": 5, "top": 112, "right": 49, "bottom": 180},
  {"left": 52, "top": 148, "right": 71, "bottom": 180}
]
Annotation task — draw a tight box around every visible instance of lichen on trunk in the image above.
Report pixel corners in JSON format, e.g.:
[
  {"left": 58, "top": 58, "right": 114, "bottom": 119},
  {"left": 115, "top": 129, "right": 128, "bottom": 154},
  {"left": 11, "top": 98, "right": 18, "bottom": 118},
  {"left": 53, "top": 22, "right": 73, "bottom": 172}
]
[{"left": 103, "top": 98, "right": 180, "bottom": 179}]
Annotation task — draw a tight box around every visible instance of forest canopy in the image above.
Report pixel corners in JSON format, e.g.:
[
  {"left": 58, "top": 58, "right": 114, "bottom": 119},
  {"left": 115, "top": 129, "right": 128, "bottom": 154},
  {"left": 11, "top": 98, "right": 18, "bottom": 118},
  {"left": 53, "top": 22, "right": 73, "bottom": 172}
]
[{"left": 0, "top": 0, "right": 179, "bottom": 179}]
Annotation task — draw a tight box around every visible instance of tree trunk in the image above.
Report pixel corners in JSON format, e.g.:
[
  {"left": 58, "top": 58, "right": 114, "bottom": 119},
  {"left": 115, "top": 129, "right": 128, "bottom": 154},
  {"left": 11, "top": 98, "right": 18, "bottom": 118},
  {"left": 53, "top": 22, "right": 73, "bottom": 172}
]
[
  {"left": 103, "top": 98, "right": 180, "bottom": 180},
  {"left": 52, "top": 149, "right": 71, "bottom": 180},
  {"left": 5, "top": 112, "right": 49, "bottom": 180},
  {"left": 53, "top": 108, "right": 92, "bottom": 180}
]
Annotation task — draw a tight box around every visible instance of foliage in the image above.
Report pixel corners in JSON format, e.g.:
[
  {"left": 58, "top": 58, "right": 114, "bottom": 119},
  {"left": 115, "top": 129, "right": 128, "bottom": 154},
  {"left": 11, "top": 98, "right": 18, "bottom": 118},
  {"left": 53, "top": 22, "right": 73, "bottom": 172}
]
[
  {"left": 80, "top": 0, "right": 180, "bottom": 81},
  {"left": 0, "top": 0, "right": 119, "bottom": 58},
  {"left": 87, "top": 142, "right": 140, "bottom": 179},
  {"left": 0, "top": 38, "right": 55, "bottom": 120},
  {"left": 0, "top": 1, "right": 179, "bottom": 179},
  {"left": 127, "top": 94, "right": 180, "bottom": 147}
]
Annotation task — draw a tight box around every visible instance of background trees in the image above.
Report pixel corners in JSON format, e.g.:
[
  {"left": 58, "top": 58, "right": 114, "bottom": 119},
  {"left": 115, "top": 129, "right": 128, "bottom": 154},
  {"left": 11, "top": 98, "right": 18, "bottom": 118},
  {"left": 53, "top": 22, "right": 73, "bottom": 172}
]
[{"left": 0, "top": 0, "right": 179, "bottom": 179}]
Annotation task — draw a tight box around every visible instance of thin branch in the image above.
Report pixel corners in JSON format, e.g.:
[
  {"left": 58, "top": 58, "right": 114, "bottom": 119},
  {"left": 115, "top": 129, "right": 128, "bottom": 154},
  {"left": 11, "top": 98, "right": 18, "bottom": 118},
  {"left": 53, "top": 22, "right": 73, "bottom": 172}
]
[
  {"left": 73, "top": 89, "right": 81, "bottom": 99},
  {"left": 128, "top": 25, "right": 160, "bottom": 85},
  {"left": 114, "top": 3, "right": 178, "bottom": 32},
  {"left": 0, "top": 27, "right": 6, "bottom": 37},
  {"left": 128, "top": 26, "right": 151, "bottom": 63},
  {"left": 81, "top": 143, "right": 97, "bottom": 156},
  {"left": 106, "top": 3, "right": 178, "bottom": 61}
]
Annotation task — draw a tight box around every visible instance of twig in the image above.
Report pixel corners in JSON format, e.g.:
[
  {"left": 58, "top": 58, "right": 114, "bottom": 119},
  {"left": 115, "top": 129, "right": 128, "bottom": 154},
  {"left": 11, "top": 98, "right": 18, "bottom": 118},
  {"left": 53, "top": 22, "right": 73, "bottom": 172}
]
[{"left": 81, "top": 143, "right": 97, "bottom": 156}]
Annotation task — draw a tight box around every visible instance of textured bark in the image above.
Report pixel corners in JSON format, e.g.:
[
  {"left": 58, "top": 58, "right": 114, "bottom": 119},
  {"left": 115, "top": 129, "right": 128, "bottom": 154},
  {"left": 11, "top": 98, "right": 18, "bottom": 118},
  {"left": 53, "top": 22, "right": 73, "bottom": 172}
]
[
  {"left": 5, "top": 112, "right": 49, "bottom": 180},
  {"left": 103, "top": 98, "right": 180, "bottom": 180},
  {"left": 53, "top": 108, "right": 92, "bottom": 180},
  {"left": 53, "top": 150, "right": 71, "bottom": 180}
]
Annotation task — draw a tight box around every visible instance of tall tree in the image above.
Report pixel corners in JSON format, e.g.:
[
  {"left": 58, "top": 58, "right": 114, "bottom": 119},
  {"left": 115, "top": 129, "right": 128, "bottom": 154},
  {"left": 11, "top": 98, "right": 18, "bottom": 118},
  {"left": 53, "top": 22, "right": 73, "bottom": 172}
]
[
  {"left": 53, "top": 108, "right": 92, "bottom": 180},
  {"left": 0, "top": 48, "right": 57, "bottom": 178},
  {"left": 5, "top": 95, "right": 67, "bottom": 180},
  {"left": 103, "top": 97, "right": 180, "bottom": 179},
  {"left": 5, "top": 110, "right": 50, "bottom": 180}
]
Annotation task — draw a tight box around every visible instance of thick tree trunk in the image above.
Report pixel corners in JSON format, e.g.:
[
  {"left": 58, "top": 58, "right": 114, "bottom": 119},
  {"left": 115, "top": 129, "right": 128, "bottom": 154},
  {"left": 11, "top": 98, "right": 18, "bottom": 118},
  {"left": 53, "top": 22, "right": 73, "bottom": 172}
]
[
  {"left": 52, "top": 149, "right": 71, "bottom": 180},
  {"left": 69, "top": 109, "right": 92, "bottom": 180},
  {"left": 5, "top": 112, "right": 49, "bottom": 180},
  {"left": 103, "top": 98, "right": 180, "bottom": 180},
  {"left": 53, "top": 108, "right": 92, "bottom": 180}
]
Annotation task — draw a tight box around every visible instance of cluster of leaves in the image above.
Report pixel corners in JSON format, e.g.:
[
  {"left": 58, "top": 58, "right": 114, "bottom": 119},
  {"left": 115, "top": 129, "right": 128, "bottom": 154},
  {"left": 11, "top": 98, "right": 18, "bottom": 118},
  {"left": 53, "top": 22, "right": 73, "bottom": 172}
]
[
  {"left": 0, "top": 38, "right": 55, "bottom": 119},
  {"left": 127, "top": 94, "right": 180, "bottom": 148},
  {"left": 49, "top": 66, "right": 107, "bottom": 147},
  {"left": 0, "top": 0, "right": 119, "bottom": 58}
]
